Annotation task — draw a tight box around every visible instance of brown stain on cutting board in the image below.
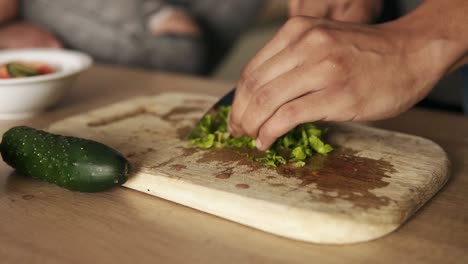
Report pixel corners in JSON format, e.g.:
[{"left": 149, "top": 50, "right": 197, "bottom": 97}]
[
  {"left": 215, "top": 168, "right": 233, "bottom": 179},
  {"left": 177, "top": 126, "right": 193, "bottom": 139},
  {"left": 164, "top": 106, "right": 204, "bottom": 139},
  {"left": 22, "top": 194, "right": 34, "bottom": 200},
  {"left": 269, "top": 183, "right": 285, "bottom": 187},
  {"left": 169, "top": 164, "right": 187, "bottom": 171},
  {"left": 183, "top": 98, "right": 212, "bottom": 105},
  {"left": 161, "top": 106, "right": 204, "bottom": 122},
  {"left": 150, "top": 158, "right": 178, "bottom": 170},
  {"left": 180, "top": 147, "right": 198, "bottom": 157},
  {"left": 278, "top": 148, "right": 395, "bottom": 209},
  {"left": 87, "top": 107, "right": 152, "bottom": 127},
  {"left": 196, "top": 147, "right": 395, "bottom": 209},
  {"left": 148, "top": 147, "right": 197, "bottom": 171},
  {"left": 125, "top": 147, "right": 155, "bottom": 159},
  {"left": 86, "top": 105, "right": 203, "bottom": 128},
  {"left": 236, "top": 184, "right": 250, "bottom": 189},
  {"left": 196, "top": 148, "right": 265, "bottom": 173}
]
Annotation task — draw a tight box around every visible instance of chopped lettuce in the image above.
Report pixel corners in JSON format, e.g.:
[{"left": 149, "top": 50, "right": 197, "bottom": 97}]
[
  {"left": 189, "top": 106, "right": 333, "bottom": 167},
  {"left": 290, "top": 146, "right": 307, "bottom": 161}
]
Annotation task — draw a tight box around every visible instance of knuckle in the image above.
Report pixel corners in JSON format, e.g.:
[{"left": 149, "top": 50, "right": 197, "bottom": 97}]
[
  {"left": 240, "top": 62, "right": 254, "bottom": 79},
  {"left": 322, "top": 55, "right": 347, "bottom": 74},
  {"left": 238, "top": 70, "right": 250, "bottom": 88},
  {"left": 253, "top": 89, "right": 271, "bottom": 107},
  {"left": 279, "top": 103, "right": 300, "bottom": 119},
  {"left": 305, "top": 27, "right": 336, "bottom": 45},
  {"left": 244, "top": 76, "right": 260, "bottom": 91},
  {"left": 239, "top": 74, "right": 260, "bottom": 92}
]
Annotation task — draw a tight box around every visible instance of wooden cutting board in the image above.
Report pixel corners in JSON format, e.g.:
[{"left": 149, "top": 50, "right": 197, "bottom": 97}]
[{"left": 48, "top": 92, "right": 450, "bottom": 244}]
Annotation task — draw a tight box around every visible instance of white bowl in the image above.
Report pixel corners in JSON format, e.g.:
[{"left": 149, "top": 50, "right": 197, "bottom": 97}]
[{"left": 0, "top": 48, "right": 92, "bottom": 119}]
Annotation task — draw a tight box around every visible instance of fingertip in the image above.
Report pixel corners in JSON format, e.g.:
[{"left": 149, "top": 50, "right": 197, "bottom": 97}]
[
  {"left": 228, "top": 123, "right": 239, "bottom": 137},
  {"left": 230, "top": 124, "right": 242, "bottom": 137},
  {"left": 228, "top": 107, "right": 242, "bottom": 136},
  {"left": 257, "top": 136, "right": 273, "bottom": 151},
  {"left": 255, "top": 138, "right": 264, "bottom": 151},
  {"left": 257, "top": 120, "right": 283, "bottom": 152},
  {"left": 227, "top": 119, "right": 239, "bottom": 136},
  {"left": 227, "top": 111, "right": 236, "bottom": 135}
]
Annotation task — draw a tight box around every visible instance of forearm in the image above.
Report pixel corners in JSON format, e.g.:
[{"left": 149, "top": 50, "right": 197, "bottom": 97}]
[
  {"left": 0, "top": 0, "right": 18, "bottom": 24},
  {"left": 288, "top": 0, "right": 383, "bottom": 23},
  {"left": 386, "top": 0, "right": 468, "bottom": 73}
]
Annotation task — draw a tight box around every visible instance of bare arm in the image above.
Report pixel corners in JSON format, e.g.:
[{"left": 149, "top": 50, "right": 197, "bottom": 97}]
[
  {"left": 288, "top": 0, "right": 383, "bottom": 23},
  {"left": 387, "top": 0, "right": 468, "bottom": 71},
  {"left": 0, "top": 0, "right": 18, "bottom": 24}
]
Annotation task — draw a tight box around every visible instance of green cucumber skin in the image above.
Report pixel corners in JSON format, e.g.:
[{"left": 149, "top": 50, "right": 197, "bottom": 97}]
[{"left": 0, "top": 126, "right": 129, "bottom": 192}]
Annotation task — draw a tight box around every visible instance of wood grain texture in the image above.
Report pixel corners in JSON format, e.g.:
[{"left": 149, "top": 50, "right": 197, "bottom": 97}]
[{"left": 48, "top": 92, "right": 450, "bottom": 244}]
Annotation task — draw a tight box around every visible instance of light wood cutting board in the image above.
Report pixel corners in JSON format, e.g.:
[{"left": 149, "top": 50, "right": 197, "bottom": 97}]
[{"left": 48, "top": 92, "right": 450, "bottom": 244}]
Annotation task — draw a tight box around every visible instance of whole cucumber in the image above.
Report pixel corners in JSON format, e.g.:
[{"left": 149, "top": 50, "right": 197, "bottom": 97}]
[{"left": 0, "top": 126, "right": 129, "bottom": 192}]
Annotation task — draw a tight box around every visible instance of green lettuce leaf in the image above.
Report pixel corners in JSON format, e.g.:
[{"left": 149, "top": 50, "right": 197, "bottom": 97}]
[{"left": 189, "top": 106, "right": 333, "bottom": 167}]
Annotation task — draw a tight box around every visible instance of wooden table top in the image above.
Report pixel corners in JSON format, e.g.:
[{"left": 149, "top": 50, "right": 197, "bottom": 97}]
[{"left": 1, "top": 65, "right": 467, "bottom": 264}]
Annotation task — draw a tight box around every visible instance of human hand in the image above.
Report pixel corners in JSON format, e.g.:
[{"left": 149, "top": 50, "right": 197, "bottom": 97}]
[
  {"left": 289, "top": 0, "right": 383, "bottom": 23},
  {"left": 0, "top": 22, "right": 62, "bottom": 49},
  {"left": 228, "top": 16, "right": 451, "bottom": 150}
]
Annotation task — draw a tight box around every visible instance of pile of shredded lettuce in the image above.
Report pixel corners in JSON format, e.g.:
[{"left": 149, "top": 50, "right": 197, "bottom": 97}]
[{"left": 189, "top": 106, "right": 333, "bottom": 167}]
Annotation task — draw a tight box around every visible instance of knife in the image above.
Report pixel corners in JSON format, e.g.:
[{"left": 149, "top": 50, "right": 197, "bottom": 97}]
[
  {"left": 189, "top": 88, "right": 236, "bottom": 138},
  {"left": 209, "top": 88, "right": 236, "bottom": 110}
]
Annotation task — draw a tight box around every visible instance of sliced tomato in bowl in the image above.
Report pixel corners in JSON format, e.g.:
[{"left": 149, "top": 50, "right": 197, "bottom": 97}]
[
  {"left": 0, "top": 61, "right": 55, "bottom": 79},
  {"left": 0, "top": 65, "right": 10, "bottom": 79},
  {"left": 36, "top": 64, "right": 55, "bottom": 75}
]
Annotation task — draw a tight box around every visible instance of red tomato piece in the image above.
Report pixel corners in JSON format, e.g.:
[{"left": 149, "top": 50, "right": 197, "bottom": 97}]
[
  {"left": 0, "top": 65, "right": 10, "bottom": 79},
  {"left": 37, "top": 65, "right": 55, "bottom": 75}
]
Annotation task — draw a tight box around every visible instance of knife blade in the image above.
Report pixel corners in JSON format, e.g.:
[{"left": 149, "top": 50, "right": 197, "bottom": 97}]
[
  {"left": 189, "top": 88, "right": 236, "bottom": 138},
  {"left": 210, "top": 88, "right": 236, "bottom": 110}
]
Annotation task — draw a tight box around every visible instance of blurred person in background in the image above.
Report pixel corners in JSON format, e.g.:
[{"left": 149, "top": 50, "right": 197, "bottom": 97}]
[{"left": 0, "top": 0, "right": 264, "bottom": 75}]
